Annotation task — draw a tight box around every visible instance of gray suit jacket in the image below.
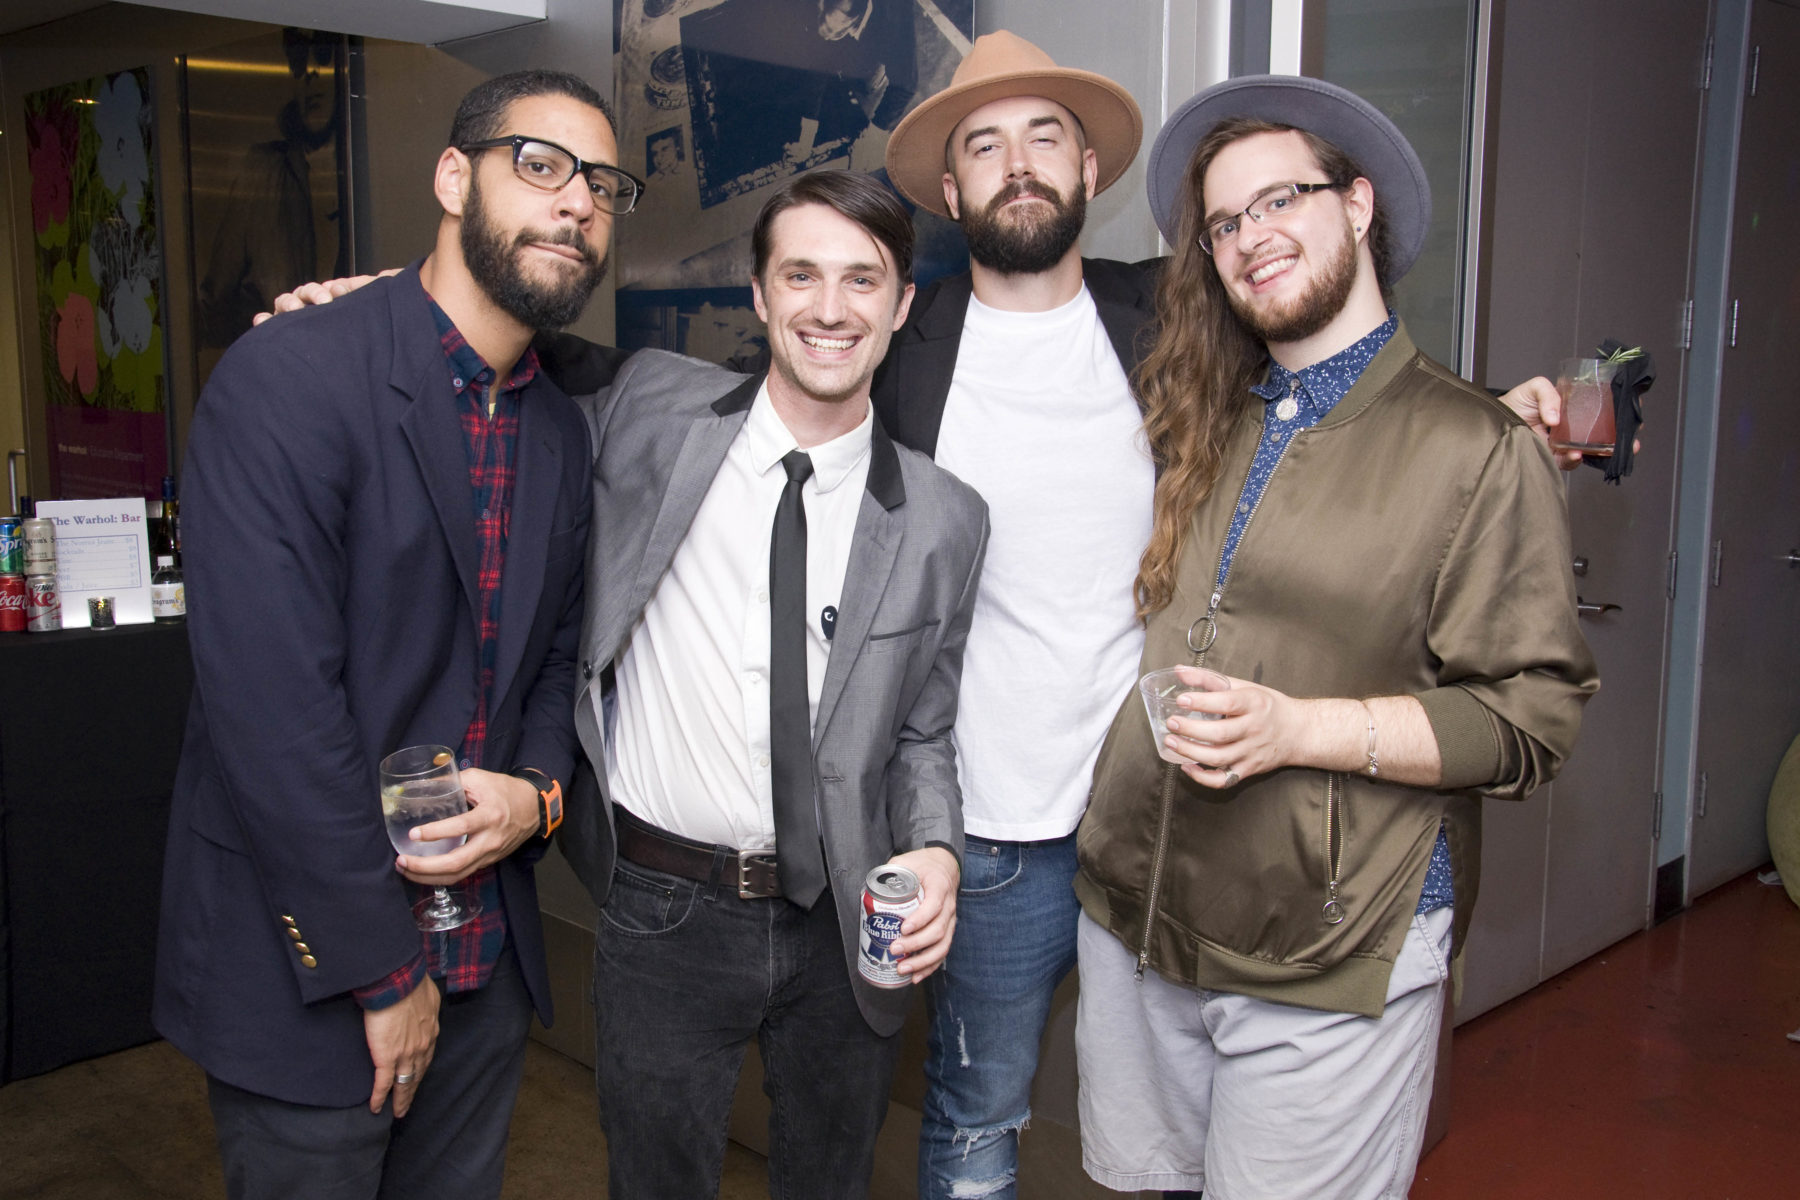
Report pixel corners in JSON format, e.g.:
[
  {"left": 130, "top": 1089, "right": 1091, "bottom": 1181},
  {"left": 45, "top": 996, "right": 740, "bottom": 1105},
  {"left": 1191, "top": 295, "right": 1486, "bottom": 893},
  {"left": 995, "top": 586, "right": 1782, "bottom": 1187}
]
[{"left": 561, "top": 350, "right": 989, "bottom": 1035}]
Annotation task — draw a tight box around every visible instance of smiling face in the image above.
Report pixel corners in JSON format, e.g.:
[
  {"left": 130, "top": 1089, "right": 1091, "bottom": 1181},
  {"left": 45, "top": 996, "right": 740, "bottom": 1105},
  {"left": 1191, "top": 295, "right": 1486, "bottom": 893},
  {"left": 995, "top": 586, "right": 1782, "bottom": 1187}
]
[
  {"left": 943, "top": 95, "right": 1096, "bottom": 275},
  {"left": 752, "top": 201, "right": 914, "bottom": 411},
  {"left": 1199, "top": 129, "right": 1376, "bottom": 351},
  {"left": 456, "top": 93, "right": 617, "bottom": 330}
]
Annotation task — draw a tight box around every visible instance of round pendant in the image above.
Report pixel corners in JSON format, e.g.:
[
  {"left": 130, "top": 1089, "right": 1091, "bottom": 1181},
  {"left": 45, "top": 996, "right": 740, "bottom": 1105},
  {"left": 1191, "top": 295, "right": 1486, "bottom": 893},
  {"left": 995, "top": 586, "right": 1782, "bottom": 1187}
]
[{"left": 1275, "top": 396, "right": 1299, "bottom": 422}]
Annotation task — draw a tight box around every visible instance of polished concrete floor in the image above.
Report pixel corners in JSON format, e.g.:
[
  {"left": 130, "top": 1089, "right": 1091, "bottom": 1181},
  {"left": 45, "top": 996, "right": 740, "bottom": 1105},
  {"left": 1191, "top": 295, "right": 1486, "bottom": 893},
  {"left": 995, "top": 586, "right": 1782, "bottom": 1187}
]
[
  {"left": 1413, "top": 870, "right": 1799, "bottom": 1199},
  {"left": 3, "top": 868, "right": 1794, "bottom": 1198}
]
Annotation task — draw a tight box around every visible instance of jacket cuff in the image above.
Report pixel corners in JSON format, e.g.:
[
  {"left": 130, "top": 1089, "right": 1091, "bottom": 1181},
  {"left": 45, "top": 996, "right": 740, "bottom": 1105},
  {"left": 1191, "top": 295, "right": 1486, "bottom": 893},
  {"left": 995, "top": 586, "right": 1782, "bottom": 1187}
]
[
  {"left": 922, "top": 840, "right": 962, "bottom": 870},
  {"left": 1416, "top": 686, "right": 1502, "bottom": 789}
]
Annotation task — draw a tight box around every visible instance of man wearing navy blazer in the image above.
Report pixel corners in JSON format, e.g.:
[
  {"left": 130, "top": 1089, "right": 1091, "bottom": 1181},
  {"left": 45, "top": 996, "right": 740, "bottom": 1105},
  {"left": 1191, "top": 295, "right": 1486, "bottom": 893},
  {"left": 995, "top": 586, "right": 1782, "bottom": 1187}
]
[
  {"left": 154, "top": 70, "right": 624, "bottom": 1198},
  {"left": 558, "top": 170, "right": 988, "bottom": 1198}
]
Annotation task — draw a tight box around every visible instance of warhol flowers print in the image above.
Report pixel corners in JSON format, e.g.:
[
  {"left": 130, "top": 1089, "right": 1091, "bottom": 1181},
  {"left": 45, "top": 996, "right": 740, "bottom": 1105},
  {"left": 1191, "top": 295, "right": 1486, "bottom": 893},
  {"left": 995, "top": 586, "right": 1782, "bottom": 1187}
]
[{"left": 25, "top": 67, "right": 167, "bottom": 498}]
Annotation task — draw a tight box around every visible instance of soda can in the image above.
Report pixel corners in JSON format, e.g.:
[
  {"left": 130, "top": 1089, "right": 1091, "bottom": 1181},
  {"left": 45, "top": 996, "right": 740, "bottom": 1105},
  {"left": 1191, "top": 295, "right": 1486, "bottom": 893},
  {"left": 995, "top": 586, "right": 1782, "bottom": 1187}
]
[
  {"left": 0, "top": 517, "right": 21, "bottom": 574},
  {"left": 0, "top": 574, "right": 26, "bottom": 633},
  {"left": 21, "top": 517, "right": 56, "bottom": 573},
  {"left": 858, "top": 865, "right": 922, "bottom": 988},
  {"left": 26, "top": 573, "right": 60, "bottom": 632}
]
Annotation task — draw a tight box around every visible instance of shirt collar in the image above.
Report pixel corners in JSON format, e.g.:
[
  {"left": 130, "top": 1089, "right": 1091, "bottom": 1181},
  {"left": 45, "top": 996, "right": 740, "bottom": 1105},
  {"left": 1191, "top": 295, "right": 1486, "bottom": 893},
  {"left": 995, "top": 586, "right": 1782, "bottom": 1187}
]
[
  {"left": 747, "top": 380, "right": 873, "bottom": 495},
  {"left": 425, "top": 293, "right": 540, "bottom": 396},
  {"left": 1249, "top": 310, "right": 1398, "bottom": 417}
]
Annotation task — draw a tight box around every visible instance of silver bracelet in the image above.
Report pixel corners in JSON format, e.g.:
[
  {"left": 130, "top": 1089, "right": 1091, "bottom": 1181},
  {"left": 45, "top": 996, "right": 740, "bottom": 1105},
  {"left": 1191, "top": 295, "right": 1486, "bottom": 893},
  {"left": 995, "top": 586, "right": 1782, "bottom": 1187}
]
[{"left": 1359, "top": 701, "right": 1380, "bottom": 777}]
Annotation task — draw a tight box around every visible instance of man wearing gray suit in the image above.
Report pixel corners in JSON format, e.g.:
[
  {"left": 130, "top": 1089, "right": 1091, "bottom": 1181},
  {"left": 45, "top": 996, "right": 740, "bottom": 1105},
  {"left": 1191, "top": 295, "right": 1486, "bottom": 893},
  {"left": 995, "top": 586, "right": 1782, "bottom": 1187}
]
[{"left": 559, "top": 169, "right": 988, "bottom": 1198}]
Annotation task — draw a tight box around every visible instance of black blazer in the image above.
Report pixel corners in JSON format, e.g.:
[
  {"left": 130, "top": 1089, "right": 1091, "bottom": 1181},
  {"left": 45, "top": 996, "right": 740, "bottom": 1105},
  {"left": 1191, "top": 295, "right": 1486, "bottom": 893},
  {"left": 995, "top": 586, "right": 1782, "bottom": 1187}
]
[
  {"left": 871, "top": 256, "right": 1163, "bottom": 457},
  {"left": 154, "top": 267, "right": 592, "bottom": 1108}
]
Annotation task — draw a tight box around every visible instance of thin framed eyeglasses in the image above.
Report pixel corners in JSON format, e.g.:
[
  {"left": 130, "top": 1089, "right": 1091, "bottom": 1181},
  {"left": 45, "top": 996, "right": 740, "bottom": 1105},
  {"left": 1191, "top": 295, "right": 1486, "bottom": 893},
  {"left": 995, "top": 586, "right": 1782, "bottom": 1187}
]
[
  {"left": 461, "top": 135, "right": 645, "bottom": 215},
  {"left": 1198, "top": 182, "right": 1343, "bottom": 255}
]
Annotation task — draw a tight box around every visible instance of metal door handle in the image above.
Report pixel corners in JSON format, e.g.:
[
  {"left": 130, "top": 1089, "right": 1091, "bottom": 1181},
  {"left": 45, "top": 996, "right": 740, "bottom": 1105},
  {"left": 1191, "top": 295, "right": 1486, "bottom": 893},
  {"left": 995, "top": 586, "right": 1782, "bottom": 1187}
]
[
  {"left": 1576, "top": 596, "right": 1621, "bottom": 618},
  {"left": 1787, "top": 549, "right": 1800, "bottom": 568}
]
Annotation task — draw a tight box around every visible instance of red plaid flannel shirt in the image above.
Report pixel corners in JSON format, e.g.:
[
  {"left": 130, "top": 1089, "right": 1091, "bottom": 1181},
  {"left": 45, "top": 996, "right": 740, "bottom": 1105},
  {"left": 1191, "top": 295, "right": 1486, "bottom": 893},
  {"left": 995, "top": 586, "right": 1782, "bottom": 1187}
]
[{"left": 354, "top": 299, "right": 538, "bottom": 1010}]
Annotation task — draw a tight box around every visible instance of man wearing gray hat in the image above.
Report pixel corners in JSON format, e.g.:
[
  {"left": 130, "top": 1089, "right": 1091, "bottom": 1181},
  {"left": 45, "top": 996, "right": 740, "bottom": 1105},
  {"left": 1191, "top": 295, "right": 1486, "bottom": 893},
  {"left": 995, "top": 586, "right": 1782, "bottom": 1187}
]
[{"left": 1072, "top": 77, "right": 1600, "bottom": 1198}]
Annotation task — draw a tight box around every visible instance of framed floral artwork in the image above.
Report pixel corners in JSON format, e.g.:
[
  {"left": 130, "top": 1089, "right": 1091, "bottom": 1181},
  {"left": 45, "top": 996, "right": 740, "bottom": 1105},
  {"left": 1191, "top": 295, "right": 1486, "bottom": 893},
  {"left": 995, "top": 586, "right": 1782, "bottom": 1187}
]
[{"left": 25, "top": 67, "right": 167, "bottom": 499}]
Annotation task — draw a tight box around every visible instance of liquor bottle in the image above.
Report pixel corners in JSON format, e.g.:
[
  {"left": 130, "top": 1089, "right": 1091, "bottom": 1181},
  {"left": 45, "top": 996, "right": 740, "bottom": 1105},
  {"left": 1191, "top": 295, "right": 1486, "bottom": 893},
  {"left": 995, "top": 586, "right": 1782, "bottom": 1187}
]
[
  {"left": 154, "top": 476, "right": 180, "bottom": 564},
  {"left": 152, "top": 555, "right": 186, "bottom": 623}
]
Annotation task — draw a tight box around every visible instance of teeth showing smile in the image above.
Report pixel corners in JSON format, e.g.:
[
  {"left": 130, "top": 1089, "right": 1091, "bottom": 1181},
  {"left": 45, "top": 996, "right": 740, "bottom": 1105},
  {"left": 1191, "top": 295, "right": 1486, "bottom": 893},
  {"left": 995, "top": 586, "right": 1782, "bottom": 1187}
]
[
  {"left": 1247, "top": 256, "right": 1296, "bottom": 285},
  {"left": 800, "top": 334, "right": 857, "bottom": 352}
]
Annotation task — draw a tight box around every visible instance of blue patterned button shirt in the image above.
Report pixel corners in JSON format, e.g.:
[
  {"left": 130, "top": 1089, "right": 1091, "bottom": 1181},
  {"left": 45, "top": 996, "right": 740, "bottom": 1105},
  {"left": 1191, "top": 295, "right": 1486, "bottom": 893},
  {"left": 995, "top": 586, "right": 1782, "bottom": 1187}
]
[{"left": 1223, "top": 311, "right": 1454, "bottom": 914}]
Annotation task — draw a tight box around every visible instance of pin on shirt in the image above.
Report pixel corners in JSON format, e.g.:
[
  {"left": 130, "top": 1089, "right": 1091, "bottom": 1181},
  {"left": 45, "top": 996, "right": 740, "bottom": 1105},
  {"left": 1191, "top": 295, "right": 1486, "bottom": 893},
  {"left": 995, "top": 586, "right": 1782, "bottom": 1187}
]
[{"left": 821, "top": 605, "right": 837, "bottom": 641}]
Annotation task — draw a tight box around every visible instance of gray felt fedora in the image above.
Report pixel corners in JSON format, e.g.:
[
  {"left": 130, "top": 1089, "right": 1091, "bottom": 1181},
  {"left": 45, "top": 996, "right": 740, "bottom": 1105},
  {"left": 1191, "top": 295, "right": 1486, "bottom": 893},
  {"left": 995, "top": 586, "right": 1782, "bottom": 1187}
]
[{"left": 1146, "top": 74, "right": 1431, "bottom": 285}]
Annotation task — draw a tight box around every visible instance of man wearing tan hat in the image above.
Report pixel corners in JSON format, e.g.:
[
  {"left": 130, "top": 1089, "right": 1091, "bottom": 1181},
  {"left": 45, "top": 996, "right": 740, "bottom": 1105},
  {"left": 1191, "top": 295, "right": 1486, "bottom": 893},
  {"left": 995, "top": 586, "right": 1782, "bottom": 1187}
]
[
  {"left": 1073, "top": 76, "right": 1597, "bottom": 1198},
  {"left": 876, "top": 31, "right": 1161, "bottom": 1200}
]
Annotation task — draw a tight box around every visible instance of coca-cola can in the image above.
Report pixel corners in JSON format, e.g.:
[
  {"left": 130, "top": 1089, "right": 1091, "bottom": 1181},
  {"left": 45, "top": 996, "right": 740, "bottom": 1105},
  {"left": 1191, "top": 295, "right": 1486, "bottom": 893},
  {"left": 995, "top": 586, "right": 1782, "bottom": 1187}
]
[
  {"left": 26, "top": 573, "right": 60, "bottom": 632},
  {"left": 858, "top": 865, "right": 922, "bottom": 988},
  {"left": 21, "top": 517, "right": 56, "bottom": 573},
  {"left": 0, "top": 574, "right": 26, "bottom": 632},
  {"left": 0, "top": 517, "right": 22, "bottom": 574}
]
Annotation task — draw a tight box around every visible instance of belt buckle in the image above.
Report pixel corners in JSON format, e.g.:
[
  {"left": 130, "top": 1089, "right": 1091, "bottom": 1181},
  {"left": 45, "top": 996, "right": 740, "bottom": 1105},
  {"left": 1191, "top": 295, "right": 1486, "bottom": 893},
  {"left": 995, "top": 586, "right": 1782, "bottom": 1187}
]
[{"left": 738, "top": 850, "right": 778, "bottom": 900}]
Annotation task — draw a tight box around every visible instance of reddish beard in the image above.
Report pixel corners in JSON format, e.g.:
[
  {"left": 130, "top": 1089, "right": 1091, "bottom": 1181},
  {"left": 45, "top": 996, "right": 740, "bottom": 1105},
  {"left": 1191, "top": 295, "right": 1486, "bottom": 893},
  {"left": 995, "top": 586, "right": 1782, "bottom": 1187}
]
[{"left": 1226, "top": 218, "right": 1359, "bottom": 345}]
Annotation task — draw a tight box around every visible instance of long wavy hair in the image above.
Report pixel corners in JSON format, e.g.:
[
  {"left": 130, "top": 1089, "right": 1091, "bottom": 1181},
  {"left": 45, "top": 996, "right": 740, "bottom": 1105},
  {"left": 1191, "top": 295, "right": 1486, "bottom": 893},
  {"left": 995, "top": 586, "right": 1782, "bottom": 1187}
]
[{"left": 1133, "top": 118, "right": 1388, "bottom": 619}]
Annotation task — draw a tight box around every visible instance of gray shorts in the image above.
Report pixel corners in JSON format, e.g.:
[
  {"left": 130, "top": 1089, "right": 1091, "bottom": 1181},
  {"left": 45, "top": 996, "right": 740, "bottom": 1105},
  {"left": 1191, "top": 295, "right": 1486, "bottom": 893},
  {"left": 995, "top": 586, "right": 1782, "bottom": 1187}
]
[{"left": 1075, "top": 908, "right": 1452, "bottom": 1199}]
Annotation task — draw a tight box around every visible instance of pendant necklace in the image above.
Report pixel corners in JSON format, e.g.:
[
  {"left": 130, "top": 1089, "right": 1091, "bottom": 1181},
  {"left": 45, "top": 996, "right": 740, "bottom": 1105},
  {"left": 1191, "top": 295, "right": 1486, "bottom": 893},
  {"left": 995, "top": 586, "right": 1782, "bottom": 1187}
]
[{"left": 1275, "top": 379, "right": 1299, "bottom": 422}]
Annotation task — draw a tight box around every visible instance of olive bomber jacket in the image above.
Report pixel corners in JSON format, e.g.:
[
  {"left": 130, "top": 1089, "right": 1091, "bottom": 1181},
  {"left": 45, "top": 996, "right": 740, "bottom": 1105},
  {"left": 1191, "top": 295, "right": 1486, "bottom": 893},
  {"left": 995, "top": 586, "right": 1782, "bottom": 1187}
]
[{"left": 1074, "top": 325, "right": 1600, "bottom": 1018}]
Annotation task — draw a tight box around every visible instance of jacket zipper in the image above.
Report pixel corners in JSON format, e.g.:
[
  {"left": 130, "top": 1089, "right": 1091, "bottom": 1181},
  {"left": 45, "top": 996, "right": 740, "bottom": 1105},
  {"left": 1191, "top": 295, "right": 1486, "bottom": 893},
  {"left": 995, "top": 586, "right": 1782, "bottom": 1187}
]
[
  {"left": 1322, "top": 773, "right": 1346, "bottom": 925},
  {"left": 1136, "top": 589, "right": 1217, "bottom": 980},
  {"left": 1135, "top": 400, "right": 1304, "bottom": 979}
]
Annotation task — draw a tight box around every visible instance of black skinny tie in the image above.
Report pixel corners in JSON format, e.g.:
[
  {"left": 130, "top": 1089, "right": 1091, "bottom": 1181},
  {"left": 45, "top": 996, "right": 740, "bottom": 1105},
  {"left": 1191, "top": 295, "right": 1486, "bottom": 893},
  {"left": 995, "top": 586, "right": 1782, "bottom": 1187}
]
[{"left": 769, "top": 450, "right": 826, "bottom": 908}]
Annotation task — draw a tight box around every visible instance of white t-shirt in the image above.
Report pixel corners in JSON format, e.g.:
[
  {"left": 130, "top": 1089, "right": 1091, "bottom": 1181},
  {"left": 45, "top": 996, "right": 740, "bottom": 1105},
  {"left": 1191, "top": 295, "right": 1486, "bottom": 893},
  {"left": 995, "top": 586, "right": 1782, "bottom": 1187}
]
[
  {"left": 605, "top": 385, "right": 872, "bottom": 851},
  {"left": 933, "top": 287, "right": 1154, "bottom": 841}
]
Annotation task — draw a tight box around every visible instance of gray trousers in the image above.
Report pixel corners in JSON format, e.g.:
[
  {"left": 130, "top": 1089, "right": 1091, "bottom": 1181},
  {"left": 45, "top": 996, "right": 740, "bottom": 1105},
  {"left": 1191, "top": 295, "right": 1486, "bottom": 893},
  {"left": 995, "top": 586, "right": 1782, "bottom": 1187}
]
[{"left": 206, "top": 945, "right": 532, "bottom": 1200}]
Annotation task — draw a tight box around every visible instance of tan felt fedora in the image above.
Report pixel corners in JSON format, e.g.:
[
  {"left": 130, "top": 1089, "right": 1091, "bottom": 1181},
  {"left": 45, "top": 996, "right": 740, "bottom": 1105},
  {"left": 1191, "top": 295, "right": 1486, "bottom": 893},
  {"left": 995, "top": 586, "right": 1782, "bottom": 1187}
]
[{"left": 885, "top": 31, "right": 1143, "bottom": 219}]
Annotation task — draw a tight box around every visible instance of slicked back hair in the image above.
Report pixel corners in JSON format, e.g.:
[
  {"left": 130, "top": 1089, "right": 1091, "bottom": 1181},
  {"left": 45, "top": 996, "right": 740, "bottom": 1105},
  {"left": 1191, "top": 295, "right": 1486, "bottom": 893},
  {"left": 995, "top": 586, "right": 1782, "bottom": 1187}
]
[
  {"left": 751, "top": 170, "right": 914, "bottom": 286},
  {"left": 448, "top": 69, "right": 614, "bottom": 150}
]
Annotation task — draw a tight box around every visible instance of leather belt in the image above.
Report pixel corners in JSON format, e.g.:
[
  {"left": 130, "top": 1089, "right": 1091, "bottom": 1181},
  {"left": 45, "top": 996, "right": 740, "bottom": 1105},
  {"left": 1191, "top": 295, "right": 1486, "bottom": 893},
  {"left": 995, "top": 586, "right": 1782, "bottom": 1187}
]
[{"left": 614, "top": 807, "right": 782, "bottom": 900}]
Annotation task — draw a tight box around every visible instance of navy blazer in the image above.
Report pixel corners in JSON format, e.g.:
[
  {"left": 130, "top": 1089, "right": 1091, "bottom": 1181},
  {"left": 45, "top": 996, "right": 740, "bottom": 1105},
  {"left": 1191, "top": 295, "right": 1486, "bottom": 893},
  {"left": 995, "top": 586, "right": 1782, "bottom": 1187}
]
[{"left": 154, "top": 267, "right": 592, "bottom": 1108}]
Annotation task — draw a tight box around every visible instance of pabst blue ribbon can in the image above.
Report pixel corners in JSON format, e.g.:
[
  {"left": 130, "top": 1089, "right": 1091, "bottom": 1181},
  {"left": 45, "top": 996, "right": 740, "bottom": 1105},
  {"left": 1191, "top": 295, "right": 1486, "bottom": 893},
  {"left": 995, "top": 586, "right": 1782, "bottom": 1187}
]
[
  {"left": 0, "top": 574, "right": 26, "bottom": 632},
  {"left": 26, "top": 573, "right": 60, "bottom": 632},
  {"left": 0, "top": 517, "right": 22, "bottom": 575},
  {"left": 858, "top": 865, "right": 921, "bottom": 988}
]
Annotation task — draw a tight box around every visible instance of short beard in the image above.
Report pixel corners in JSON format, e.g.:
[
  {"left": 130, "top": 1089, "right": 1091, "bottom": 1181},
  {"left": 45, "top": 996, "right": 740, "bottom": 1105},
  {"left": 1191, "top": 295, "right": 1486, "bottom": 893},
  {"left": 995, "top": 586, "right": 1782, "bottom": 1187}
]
[
  {"left": 460, "top": 173, "right": 608, "bottom": 331},
  {"left": 1227, "top": 220, "right": 1358, "bottom": 344},
  {"left": 959, "top": 178, "right": 1086, "bottom": 276}
]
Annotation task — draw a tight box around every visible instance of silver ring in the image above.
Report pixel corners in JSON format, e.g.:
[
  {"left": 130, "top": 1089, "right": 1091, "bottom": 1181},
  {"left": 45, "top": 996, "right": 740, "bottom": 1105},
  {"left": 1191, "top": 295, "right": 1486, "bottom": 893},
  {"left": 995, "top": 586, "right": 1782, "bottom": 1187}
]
[
  {"left": 1221, "top": 770, "right": 1241, "bottom": 788},
  {"left": 395, "top": 1073, "right": 415, "bottom": 1085}
]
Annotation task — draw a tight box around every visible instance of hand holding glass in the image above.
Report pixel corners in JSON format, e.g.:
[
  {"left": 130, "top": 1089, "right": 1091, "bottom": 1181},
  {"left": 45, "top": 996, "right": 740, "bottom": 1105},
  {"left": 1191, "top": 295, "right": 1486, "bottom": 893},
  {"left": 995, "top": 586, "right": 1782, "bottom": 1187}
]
[
  {"left": 1550, "top": 357, "right": 1619, "bottom": 455},
  {"left": 379, "top": 744, "right": 482, "bottom": 932},
  {"left": 1139, "top": 667, "right": 1230, "bottom": 764}
]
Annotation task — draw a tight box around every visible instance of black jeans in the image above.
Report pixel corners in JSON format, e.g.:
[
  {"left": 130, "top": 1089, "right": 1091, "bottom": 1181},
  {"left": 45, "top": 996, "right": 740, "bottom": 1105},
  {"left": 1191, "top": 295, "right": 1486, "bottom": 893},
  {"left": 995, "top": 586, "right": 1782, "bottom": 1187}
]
[
  {"left": 206, "top": 944, "right": 532, "bottom": 1200},
  {"left": 593, "top": 857, "right": 901, "bottom": 1199}
]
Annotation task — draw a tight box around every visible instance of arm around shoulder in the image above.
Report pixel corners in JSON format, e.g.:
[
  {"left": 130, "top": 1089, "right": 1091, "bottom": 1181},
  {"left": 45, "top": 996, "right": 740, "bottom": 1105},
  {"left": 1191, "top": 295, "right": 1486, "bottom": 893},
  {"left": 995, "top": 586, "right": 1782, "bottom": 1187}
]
[{"left": 1419, "top": 423, "right": 1600, "bottom": 797}]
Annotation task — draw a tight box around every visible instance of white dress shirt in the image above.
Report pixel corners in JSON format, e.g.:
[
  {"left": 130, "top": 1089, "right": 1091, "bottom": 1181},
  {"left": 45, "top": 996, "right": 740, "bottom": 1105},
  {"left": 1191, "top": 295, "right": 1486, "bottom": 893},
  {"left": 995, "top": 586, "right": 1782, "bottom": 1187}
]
[{"left": 605, "top": 384, "right": 873, "bottom": 850}]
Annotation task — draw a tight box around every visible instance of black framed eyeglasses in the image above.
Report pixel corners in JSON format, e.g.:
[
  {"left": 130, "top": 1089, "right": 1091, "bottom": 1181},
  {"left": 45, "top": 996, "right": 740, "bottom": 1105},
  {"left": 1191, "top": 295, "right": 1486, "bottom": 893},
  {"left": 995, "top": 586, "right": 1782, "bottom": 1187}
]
[
  {"left": 461, "top": 135, "right": 645, "bottom": 216},
  {"left": 1198, "top": 182, "right": 1343, "bottom": 254}
]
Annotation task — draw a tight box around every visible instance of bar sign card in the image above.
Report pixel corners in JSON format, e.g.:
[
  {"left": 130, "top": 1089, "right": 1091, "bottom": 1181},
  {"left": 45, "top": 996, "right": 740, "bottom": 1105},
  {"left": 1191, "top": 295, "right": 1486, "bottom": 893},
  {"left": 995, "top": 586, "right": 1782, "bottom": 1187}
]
[{"left": 34, "top": 498, "right": 155, "bottom": 628}]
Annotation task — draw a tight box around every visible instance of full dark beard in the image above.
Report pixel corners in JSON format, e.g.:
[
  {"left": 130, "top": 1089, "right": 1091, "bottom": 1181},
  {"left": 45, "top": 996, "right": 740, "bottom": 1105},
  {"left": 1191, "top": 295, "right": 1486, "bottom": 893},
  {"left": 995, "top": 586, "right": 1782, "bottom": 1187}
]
[
  {"left": 461, "top": 174, "right": 608, "bottom": 331},
  {"left": 1227, "top": 221, "right": 1358, "bottom": 345},
  {"left": 959, "top": 179, "right": 1086, "bottom": 276}
]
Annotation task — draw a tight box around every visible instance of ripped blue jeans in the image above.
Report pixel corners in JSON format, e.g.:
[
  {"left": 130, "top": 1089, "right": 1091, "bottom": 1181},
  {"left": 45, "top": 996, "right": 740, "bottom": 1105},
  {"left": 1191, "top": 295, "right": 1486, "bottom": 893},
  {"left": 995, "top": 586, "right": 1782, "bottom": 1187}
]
[{"left": 919, "top": 832, "right": 1081, "bottom": 1199}]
